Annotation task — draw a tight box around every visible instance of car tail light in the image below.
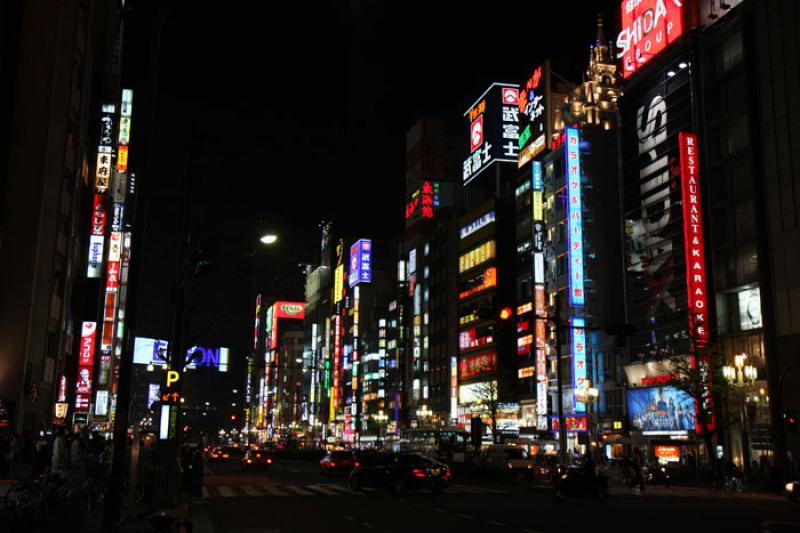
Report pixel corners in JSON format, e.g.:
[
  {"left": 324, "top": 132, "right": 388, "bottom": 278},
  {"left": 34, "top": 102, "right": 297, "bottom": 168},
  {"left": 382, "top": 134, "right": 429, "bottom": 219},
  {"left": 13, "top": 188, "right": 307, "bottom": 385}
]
[
  {"left": 223, "top": 454, "right": 229, "bottom": 458},
  {"left": 247, "top": 459, "right": 252, "bottom": 464},
  {"left": 412, "top": 468, "right": 427, "bottom": 478},
  {"left": 256, "top": 454, "right": 262, "bottom": 458},
  {"left": 443, "top": 467, "right": 451, "bottom": 479},
  {"left": 354, "top": 461, "right": 360, "bottom": 468},
  {"left": 267, "top": 458, "right": 272, "bottom": 464},
  {"left": 330, "top": 462, "right": 336, "bottom": 468}
]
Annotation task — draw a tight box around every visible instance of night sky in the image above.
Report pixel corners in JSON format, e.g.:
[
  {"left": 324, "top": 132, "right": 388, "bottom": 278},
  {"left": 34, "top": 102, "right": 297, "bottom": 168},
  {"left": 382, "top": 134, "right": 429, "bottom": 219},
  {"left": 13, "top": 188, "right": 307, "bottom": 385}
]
[{"left": 135, "top": 0, "right": 619, "bottom": 362}]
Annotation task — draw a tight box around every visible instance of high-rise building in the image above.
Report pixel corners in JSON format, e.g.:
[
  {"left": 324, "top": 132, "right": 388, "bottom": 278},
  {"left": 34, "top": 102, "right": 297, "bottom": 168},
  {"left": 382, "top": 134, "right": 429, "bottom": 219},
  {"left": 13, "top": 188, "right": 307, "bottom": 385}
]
[{"left": 0, "top": 1, "right": 122, "bottom": 433}]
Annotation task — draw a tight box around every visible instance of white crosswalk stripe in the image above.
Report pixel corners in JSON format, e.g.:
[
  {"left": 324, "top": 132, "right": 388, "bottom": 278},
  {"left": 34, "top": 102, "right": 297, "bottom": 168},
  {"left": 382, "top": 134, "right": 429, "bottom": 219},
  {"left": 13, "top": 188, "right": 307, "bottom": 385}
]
[
  {"left": 284, "top": 485, "right": 315, "bottom": 496},
  {"left": 258, "top": 484, "right": 289, "bottom": 496},
  {"left": 241, "top": 485, "right": 261, "bottom": 496},
  {"left": 306, "top": 484, "right": 340, "bottom": 495},
  {"left": 320, "top": 483, "right": 361, "bottom": 494},
  {"left": 217, "top": 486, "right": 236, "bottom": 497}
]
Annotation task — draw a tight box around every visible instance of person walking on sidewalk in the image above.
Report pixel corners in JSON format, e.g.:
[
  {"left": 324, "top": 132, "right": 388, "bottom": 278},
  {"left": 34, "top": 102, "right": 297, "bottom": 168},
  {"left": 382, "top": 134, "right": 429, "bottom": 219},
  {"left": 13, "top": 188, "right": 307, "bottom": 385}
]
[
  {"left": 190, "top": 446, "right": 205, "bottom": 498},
  {"left": 52, "top": 428, "right": 70, "bottom": 478},
  {"left": 630, "top": 448, "right": 645, "bottom": 491}
]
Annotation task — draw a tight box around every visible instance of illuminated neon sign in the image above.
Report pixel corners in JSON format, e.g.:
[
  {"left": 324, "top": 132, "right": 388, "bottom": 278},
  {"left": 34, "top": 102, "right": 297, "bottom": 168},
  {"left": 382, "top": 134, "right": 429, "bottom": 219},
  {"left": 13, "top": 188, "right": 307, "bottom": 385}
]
[
  {"left": 617, "top": 0, "right": 685, "bottom": 79},
  {"left": 349, "top": 239, "right": 372, "bottom": 288},
  {"left": 459, "top": 351, "right": 497, "bottom": 379},
  {"left": 571, "top": 316, "right": 587, "bottom": 413},
  {"left": 462, "top": 83, "right": 520, "bottom": 184},
  {"left": 566, "top": 127, "right": 585, "bottom": 306},
  {"left": 679, "top": 132, "right": 709, "bottom": 345},
  {"left": 460, "top": 211, "right": 496, "bottom": 239}
]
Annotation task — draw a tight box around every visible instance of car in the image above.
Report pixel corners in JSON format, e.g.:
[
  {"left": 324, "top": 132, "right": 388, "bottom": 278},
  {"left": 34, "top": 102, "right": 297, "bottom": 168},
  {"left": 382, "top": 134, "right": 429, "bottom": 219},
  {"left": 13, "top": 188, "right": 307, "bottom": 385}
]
[
  {"left": 532, "top": 454, "right": 560, "bottom": 482},
  {"left": 349, "top": 452, "right": 451, "bottom": 494},
  {"left": 785, "top": 480, "right": 800, "bottom": 502},
  {"left": 479, "top": 444, "right": 533, "bottom": 477},
  {"left": 242, "top": 449, "right": 273, "bottom": 471},
  {"left": 208, "top": 447, "right": 230, "bottom": 462},
  {"left": 319, "top": 450, "right": 359, "bottom": 476}
]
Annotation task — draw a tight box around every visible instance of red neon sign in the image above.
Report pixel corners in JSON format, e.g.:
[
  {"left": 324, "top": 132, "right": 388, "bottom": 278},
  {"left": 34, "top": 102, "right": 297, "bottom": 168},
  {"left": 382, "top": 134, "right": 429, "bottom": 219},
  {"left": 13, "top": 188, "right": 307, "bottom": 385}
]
[
  {"left": 79, "top": 322, "right": 97, "bottom": 366},
  {"left": 617, "top": 0, "right": 684, "bottom": 78},
  {"left": 459, "top": 351, "right": 497, "bottom": 379},
  {"left": 92, "top": 194, "right": 106, "bottom": 236},
  {"left": 470, "top": 115, "right": 484, "bottom": 153},
  {"left": 679, "top": 132, "right": 709, "bottom": 345}
]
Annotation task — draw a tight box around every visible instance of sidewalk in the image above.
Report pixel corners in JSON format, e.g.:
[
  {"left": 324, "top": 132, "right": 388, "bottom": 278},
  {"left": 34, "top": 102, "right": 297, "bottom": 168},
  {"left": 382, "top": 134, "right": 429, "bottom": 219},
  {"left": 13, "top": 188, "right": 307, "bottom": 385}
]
[{"left": 608, "top": 483, "right": 786, "bottom": 501}]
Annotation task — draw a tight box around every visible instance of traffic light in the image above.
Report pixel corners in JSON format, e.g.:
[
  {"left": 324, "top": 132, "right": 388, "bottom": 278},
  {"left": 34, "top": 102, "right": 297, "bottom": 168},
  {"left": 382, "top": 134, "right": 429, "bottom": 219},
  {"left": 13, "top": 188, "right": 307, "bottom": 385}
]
[
  {"left": 230, "top": 415, "right": 237, "bottom": 421},
  {"left": 499, "top": 307, "right": 513, "bottom": 321},
  {"left": 786, "top": 411, "right": 799, "bottom": 431}
]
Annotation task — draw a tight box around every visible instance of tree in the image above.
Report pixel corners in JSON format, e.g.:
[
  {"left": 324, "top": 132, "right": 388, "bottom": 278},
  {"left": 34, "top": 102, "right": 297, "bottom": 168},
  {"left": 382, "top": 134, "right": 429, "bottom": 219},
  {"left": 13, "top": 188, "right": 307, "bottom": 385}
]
[
  {"left": 471, "top": 380, "right": 502, "bottom": 443},
  {"left": 660, "top": 341, "right": 733, "bottom": 465}
]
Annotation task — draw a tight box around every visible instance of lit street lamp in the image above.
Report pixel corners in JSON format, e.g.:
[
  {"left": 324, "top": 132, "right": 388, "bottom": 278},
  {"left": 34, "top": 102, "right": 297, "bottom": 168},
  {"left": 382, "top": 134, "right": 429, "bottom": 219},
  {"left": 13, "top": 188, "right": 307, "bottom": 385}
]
[
  {"left": 723, "top": 353, "right": 757, "bottom": 389},
  {"left": 260, "top": 233, "right": 278, "bottom": 245}
]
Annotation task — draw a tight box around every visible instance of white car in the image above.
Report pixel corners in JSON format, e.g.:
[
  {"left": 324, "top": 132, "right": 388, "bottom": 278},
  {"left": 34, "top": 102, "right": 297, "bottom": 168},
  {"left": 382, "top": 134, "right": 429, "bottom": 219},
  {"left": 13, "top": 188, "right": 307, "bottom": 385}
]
[{"left": 480, "top": 445, "right": 533, "bottom": 476}]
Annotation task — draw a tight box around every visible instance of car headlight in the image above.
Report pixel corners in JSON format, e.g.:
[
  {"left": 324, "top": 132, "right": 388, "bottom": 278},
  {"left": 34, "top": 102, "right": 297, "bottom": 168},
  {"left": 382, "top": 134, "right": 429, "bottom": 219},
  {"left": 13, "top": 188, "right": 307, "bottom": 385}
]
[
  {"left": 786, "top": 482, "right": 795, "bottom": 492},
  {"left": 561, "top": 473, "right": 568, "bottom": 480}
]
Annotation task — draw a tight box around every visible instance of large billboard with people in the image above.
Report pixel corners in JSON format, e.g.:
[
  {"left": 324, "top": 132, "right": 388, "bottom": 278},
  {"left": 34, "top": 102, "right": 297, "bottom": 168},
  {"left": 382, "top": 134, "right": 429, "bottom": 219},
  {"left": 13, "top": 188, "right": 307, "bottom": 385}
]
[{"left": 627, "top": 386, "right": 695, "bottom": 435}]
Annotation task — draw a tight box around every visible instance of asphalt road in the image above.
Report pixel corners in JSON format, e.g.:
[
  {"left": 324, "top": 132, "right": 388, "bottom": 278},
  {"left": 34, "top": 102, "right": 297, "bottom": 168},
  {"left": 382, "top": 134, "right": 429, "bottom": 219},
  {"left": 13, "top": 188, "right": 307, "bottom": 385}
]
[{"left": 190, "top": 455, "right": 800, "bottom": 533}]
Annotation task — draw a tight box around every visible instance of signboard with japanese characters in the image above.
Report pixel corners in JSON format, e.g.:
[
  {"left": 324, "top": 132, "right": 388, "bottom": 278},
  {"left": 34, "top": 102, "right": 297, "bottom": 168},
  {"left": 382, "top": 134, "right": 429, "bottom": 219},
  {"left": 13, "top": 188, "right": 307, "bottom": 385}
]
[
  {"left": 518, "top": 61, "right": 551, "bottom": 167},
  {"left": 566, "top": 128, "right": 585, "bottom": 307},
  {"left": 571, "top": 316, "right": 587, "bottom": 413},
  {"left": 405, "top": 180, "right": 440, "bottom": 224},
  {"left": 349, "top": 239, "right": 372, "bottom": 288},
  {"left": 462, "top": 83, "right": 520, "bottom": 185}
]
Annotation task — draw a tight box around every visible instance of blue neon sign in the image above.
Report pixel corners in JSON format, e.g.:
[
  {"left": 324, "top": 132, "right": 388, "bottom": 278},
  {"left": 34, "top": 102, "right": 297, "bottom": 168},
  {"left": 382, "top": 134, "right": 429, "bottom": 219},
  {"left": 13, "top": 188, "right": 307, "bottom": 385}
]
[
  {"left": 349, "top": 239, "right": 372, "bottom": 288},
  {"left": 532, "top": 160, "right": 543, "bottom": 191},
  {"left": 571, "top": 316, "right": 587, "bottom": 413},
  {"left": 566, "top": 127, "right": 584, "bottom": 307}
]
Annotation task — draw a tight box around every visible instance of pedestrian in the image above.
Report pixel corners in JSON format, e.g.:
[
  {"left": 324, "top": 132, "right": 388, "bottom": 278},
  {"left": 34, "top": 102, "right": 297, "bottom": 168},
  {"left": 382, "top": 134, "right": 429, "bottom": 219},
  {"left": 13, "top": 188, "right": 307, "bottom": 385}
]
[
  {"left": 180, "top": 445, "right": 193, "bottom": 495},
  {"left": 631, "top": 447, "right": 645, "bottom": 491},
  {"left": 71, "top": 426, "right": 89, "bottom": 469},
  {"left": 190, "top": 446, "right": 205, "bottom": 498},
  {"left": 52, "top": 427, "right": 70, "bottom": 478}
]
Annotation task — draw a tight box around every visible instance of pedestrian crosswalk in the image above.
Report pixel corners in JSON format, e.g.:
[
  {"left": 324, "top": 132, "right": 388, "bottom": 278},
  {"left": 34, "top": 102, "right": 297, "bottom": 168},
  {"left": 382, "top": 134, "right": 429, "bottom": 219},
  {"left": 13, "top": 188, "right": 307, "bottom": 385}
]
[{"left": 199, "top": 483, "right": 507, "bottom": 499}]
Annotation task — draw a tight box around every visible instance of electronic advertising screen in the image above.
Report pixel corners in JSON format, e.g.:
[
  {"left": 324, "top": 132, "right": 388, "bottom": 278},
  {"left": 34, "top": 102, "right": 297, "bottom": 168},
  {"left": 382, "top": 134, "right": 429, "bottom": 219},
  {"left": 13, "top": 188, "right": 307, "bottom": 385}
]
[{"left": 627, "top": 386, "right": 695, "bottom": 435}]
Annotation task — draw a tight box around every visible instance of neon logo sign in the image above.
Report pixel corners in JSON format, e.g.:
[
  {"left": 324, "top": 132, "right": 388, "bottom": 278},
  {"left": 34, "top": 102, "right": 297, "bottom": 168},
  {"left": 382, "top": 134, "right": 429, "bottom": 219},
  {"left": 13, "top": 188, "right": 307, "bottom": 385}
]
[{"left": 566, "top": 128, "right": 585, "bottom": 306}]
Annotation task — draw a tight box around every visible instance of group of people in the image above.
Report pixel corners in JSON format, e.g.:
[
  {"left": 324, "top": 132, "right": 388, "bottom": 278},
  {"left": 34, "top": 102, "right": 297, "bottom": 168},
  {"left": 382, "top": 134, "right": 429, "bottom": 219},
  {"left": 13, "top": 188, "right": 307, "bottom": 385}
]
[{"left": 0, "top": 426, "right": 107, "bottom": 480}]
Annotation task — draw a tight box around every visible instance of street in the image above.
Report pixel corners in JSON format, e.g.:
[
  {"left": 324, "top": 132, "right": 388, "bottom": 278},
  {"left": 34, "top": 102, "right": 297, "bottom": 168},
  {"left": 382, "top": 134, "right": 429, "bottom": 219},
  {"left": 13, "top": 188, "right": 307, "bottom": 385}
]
[{"left": 190, "top": 457, "right": 800, "bottom": 533}]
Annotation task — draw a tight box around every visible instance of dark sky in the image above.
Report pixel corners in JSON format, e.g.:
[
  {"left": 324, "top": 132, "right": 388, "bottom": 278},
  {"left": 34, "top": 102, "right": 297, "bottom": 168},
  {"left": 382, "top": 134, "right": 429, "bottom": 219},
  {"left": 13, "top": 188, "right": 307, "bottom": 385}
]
[{"left": 134, "top": 0, "right": 619, "bottom": 356}]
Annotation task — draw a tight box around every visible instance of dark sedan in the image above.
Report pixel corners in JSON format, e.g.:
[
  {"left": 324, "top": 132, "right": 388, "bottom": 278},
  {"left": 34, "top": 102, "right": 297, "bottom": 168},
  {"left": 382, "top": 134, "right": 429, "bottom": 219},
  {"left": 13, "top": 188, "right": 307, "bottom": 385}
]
[
  {"left": 349, "top": 452, "right": 451, "bottom": 494},
  {"left": 319, "top": 450, "right": 359, "bottom": 476},
  {"left": 242, "top": 449, "right": 273, "bottom": 471}
]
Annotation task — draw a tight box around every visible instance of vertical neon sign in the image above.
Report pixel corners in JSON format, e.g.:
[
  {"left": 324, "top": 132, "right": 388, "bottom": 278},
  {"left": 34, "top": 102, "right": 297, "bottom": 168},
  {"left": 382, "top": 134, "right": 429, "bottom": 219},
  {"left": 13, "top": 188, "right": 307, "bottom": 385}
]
[
  {"left": 566, "top": 127, "right": 584, "bottom": 307},
  {"left": 571, "top": 316, "right": 587, "bottom": 413}
]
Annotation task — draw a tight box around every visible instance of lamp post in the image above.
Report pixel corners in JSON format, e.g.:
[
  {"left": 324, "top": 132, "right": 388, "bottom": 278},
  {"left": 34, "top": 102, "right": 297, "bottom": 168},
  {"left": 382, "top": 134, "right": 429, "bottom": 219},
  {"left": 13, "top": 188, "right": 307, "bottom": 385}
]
[
  {"left": 418, "top": 404, "right": 433, "bottom": 427},
  {"left": 586, "top": 386, "right": 600, "bottom": 456},
  {"left": 373, "top": 410, "right": 389, "bottom": 446},
  {"left": 722, "top": 353, "right": 758, "bottom": 469}
]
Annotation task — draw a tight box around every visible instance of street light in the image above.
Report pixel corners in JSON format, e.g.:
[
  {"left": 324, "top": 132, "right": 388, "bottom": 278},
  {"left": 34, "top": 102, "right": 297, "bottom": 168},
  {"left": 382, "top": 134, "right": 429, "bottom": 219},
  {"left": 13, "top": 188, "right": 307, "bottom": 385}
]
[
  {"left": 260, "top": 233, "right": 278, "bottom": 245},
  {"left": 723, "top": 353, "right": 757, "bottom": 388}
]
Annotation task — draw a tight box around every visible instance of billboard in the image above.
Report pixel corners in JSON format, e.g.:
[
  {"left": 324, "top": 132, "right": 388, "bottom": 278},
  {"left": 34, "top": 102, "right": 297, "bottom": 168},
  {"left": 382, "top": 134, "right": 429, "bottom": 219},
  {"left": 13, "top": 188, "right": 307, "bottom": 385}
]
[
  {"left": 627, "top": 386, "right": 696, "bottom": 435},
  {"left": 405, "top": 180, "right": 440, "bottom": 223},
  {"left": 274, "top": 301, "right": 305, "bottom": 320},
  {"left": 460, "top": 211, "right": 496, "bottom": 240},
  {"left": 518, "top": 61, "right": 551, "bottom": 167},
  {"left": 132, "top": 337, "right": 229, "bottom": 372},
  {"left": 348, "top": 239, "right": 372, "bottom": 288},
  {"left": 459, "top": 351, "right": 497, "bottom": 379},
  {"left": 462, "top": 83, "right": 520, "bottom": 185},
  {"left": 616, "top": 0, "right": 685, "bottom": 79},
  {"left": 621, "top": 57, "right": 693, "bottom": 356}
]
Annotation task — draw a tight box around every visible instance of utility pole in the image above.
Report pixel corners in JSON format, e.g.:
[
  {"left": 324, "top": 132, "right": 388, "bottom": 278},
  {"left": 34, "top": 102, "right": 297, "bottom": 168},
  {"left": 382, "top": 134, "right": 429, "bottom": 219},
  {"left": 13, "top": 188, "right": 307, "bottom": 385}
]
[{"left": 552, "top": 296, "right": 568, "bottom": 464}]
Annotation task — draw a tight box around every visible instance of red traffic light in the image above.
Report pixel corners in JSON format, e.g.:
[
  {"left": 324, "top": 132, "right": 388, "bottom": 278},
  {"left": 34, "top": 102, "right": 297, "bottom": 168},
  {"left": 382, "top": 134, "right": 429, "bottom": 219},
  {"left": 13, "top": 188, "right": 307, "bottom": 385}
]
[{"left": 499, "top": 307, "right": 513, "bottom": 320}]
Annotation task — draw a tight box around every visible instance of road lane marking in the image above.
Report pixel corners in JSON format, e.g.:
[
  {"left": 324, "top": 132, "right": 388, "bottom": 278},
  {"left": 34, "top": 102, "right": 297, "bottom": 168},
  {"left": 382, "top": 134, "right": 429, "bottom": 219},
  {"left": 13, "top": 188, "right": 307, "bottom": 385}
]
[
  {"left": 486, "top": 520, "right": 507, "bottom": 527},
  {"left": 433, "top": 507, "right": 447, "bottom": 513},
  {"left": 258, "top": 485, "right": 288, "bottom": 496},
  {"left": 306, "top": 485, "right": 339, "bottom": 495},
  {"left": 342, "top": 515, "right": 355, "bottom": 521},
  {"left": 523, "top": 529, "right": 545, "bottom": 533},
  {"left": 444, "top": 487, "right": 466, "bottom": 494},
  {"left": 217, "top": 486, "right": 236, "bottom": 498},
  {"left": 284, "top": 485, "right": 314, "bottom": 496},
  {"left": 321, "top": 483, "right": 363, "bottom": 495},
  {"left": 450, "top": 485, "right": 485, "bottom": 494},
  {"left": 361, "top": 523, "right": 375, "bottom": 529},
  {"left": 478, "top": 487, "right": 508, "bottom": 494},
  {"left": 241, "top": 486, "right": 261, "bottom": 496},
  {"left": 456, "top": 514, "right": 473, "bottom": 519}
]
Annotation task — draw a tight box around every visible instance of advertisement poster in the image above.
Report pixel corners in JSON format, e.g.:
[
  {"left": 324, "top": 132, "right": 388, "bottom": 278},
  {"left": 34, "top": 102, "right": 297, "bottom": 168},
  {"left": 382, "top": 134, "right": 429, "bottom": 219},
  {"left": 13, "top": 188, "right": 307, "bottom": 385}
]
[{"left": 627, "top": 386, "right": 695, "bottom": 435}]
